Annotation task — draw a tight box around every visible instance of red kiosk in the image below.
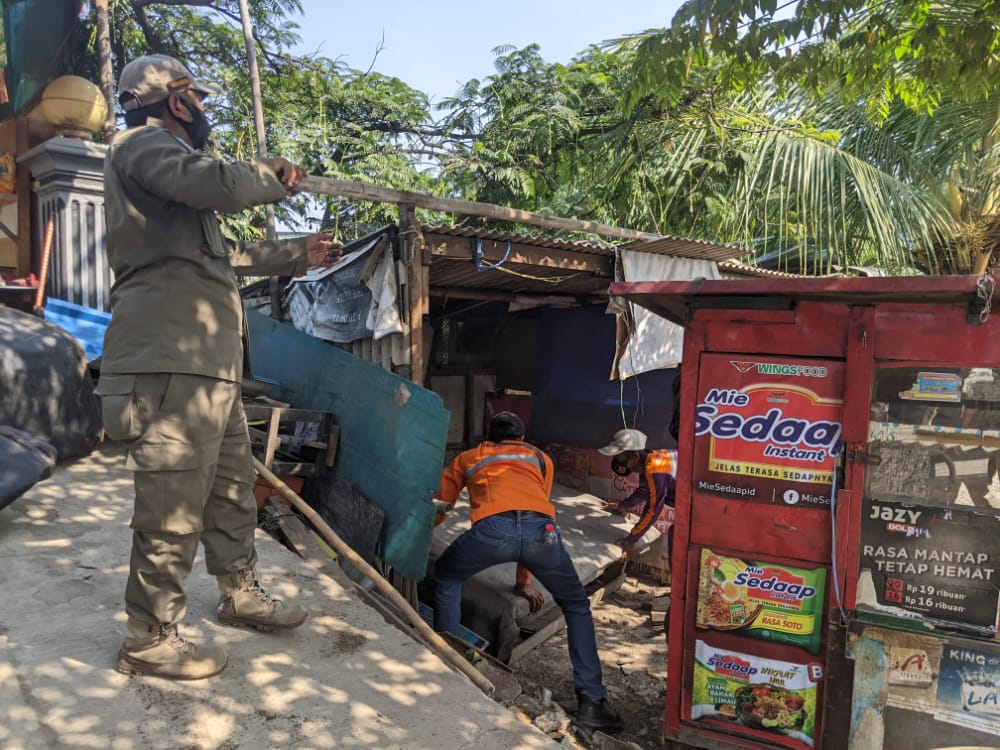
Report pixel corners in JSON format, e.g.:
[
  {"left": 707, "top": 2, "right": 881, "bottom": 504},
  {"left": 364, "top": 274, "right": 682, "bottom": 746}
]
[{"left": 613, "top": 275, "right": 1000, "bottom": 750}]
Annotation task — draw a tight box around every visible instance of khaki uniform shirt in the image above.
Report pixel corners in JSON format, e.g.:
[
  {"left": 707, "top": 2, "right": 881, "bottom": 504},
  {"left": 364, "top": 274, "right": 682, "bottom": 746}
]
[{"left": 102, "top": 118, "right": 309, "bottom": 381}]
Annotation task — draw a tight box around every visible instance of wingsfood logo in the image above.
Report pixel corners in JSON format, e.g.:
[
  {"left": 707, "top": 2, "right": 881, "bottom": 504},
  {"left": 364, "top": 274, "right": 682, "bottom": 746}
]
[{"left": 731, "top": 360, "right": 829, "bottom": 378}]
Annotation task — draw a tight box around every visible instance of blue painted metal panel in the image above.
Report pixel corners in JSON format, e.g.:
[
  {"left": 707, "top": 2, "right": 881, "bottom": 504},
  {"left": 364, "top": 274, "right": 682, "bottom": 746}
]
[
  {"left": 44, "top": 298, "right": 110, "bottom": 363},
  {"left": 247, "top": 310, "right": 448, "bottom": 579}
]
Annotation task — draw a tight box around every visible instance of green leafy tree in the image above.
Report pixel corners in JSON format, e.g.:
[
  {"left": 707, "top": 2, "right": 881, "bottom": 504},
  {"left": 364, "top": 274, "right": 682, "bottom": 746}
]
[{"left": 70, "top": 0, "right": 446, "bottom": 240}]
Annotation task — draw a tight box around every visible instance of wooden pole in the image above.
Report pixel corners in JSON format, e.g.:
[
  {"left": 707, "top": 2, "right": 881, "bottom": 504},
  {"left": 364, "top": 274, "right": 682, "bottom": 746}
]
[
  {"left": 252, "top": 458, "right": 496, "bottom": 696},
  {"left": 400, "top": 204, "right": 429, "bottom": 386},
  {"left": 298, "top": 175, "right": 660, "bottom": 243},
  {"left": 94, "top": 0, "right": 115, "bottom": 143},
  {"left": 236, "top": 0, "right": 281, "bottom": 318}
]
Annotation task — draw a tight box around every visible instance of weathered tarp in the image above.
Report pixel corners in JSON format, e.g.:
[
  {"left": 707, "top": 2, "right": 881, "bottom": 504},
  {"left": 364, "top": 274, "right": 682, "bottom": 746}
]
[
  {"left": 1, "top": 0, "right": 79, "bottom": 117},
  {"left": 247, "top": 309, "right": 448, "bottom": 580},
  {"left": 0, "top": 425, "right": 56, "bottom": 509},
  {"left": 286, "top": 228, "right": 405, "bottom": 344}
]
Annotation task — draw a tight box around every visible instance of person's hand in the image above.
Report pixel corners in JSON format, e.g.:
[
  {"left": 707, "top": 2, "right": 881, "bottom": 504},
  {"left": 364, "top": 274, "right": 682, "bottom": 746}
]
[
  {"left": 306, "top": 232, "right": 343, "bottom": 268},
  {"left": 515, "top": 583, "right": 544, "bottom": 613},
  {"left": 617, "top": 536, "right": 638, "bottom": 560},
  {"left": 601, "top": 499, "right": 625, "bottom": 516},
  {"left": 268, "top": 157, "right": 307, "bottom": 193}
]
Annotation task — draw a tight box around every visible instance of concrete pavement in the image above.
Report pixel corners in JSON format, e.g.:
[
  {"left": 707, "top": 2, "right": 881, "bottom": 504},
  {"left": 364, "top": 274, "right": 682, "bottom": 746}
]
[{"left": 0, "top": 443, "right": 557, "bottom": 750}]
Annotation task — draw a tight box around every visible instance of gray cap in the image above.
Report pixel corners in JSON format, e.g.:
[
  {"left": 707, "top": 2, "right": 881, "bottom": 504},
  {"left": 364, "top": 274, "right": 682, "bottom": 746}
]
[
  {"left": 598, "top": 428, "right": 648, "bottom": 456},
  {"left": 117, "top": 54, "right": 220, "bottom": 112}
]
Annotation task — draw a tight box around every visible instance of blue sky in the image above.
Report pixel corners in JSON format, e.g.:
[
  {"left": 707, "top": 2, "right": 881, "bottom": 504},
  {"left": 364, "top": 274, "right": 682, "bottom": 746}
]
[{"left": 291, "top": 0, "right": 680, "bottom": 103}]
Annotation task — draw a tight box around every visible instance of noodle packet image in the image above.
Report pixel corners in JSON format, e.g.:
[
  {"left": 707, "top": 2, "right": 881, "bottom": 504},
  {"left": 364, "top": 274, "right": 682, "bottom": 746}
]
[
  {"left": 691, "top": 640, "right": 823, "bottom": 748},
  {"left": 695, "top": 548, "right": 827, "bottom": 654}
]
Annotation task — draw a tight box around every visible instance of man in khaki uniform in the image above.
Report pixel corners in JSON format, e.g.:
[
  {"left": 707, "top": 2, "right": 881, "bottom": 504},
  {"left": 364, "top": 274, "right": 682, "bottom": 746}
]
[{"left": 98, "top": 54, "right": 342, "bottom": 680}]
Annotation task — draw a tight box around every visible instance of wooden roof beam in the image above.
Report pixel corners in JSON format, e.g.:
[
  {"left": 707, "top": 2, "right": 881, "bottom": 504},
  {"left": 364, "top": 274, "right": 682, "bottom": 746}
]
[
  {"left": 423, "top": 234, "right": 613, "bottom": 276},
  {"left": 297, "top": 175, "right": 659, "bottom": 243},
  {"left": 429, "top": 286, "right": 607, "bottom": 304}
]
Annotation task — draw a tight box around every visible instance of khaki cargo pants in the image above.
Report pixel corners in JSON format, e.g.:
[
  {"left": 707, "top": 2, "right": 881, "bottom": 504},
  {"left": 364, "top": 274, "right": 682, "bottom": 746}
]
[{"left": 96, "top": 372, "right": 258, "bottom": 627}]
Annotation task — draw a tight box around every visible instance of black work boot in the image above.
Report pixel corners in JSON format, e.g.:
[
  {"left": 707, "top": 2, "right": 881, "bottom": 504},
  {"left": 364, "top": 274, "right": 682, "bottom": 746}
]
[{"left": 575, "top": 695, "right": 625, "bottom": 732}]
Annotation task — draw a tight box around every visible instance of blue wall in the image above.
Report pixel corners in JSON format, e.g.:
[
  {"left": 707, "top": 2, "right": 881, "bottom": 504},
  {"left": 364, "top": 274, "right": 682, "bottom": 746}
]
[{"left": 530, "top": 306, "right": 677, "bottom": 449}]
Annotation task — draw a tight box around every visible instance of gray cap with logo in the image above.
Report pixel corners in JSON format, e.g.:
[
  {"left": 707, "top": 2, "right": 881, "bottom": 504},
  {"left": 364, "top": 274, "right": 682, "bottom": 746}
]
[
  {"left": 598, "top": 428, "right": 648, "bottom": 456},
  {"left": 117, "top": 54, "right": 220, "bottom": 112}
]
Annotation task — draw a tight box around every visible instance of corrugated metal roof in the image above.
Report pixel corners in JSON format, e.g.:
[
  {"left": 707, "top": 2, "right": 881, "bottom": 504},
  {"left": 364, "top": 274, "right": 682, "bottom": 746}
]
[
  {"left": 718, "top": 259, "right": 845, "bottom": 279},
  {"left": 620, "top": 235, "right": 747, "bottom": 262},
  {"left": 422, "top": 224, "right": 745, "bottom": 261}
]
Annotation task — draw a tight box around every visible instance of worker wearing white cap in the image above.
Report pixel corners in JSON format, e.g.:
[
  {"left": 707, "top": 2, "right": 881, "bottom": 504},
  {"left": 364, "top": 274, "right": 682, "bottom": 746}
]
[{"left": 599, "top": 428, "right": 676, "bottom": 560}]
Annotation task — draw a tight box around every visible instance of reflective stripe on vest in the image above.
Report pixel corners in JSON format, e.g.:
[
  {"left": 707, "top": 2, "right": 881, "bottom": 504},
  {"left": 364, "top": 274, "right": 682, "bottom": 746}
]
[{"left": 465, "top": 451, "right": 543, "bottom": 482}]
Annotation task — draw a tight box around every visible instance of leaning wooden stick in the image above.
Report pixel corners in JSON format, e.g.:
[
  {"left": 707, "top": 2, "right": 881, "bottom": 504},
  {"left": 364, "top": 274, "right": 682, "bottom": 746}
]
[{"left": 252, "top": 457, "right": 495, "bottom": 696}]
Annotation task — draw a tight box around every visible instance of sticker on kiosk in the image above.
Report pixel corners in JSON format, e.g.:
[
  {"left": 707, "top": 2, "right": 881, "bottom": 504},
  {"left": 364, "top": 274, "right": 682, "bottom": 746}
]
[
  {"left": 935, "top": 644, "right": 1000, "bottom": 735},
  {"left": 692, "top": 355, "right": 844, "bottom": 507},
  {"left": 696, "top": 548, "right": 828, "bottom": 654},
  {"left": 691, "top": 640, "right": 823, "bottom": 747}
]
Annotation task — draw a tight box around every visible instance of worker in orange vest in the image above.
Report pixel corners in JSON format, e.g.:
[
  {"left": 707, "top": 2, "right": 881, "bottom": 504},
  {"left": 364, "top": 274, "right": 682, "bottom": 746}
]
[{"left": 432, "top": 411, "right": 624, "bottom": 732}]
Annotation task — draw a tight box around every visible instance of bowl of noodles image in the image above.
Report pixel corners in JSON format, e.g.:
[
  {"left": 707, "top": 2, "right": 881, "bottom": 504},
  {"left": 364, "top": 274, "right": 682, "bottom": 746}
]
[
  {"left": 696, "top": 557, "right": 763, "bottom": 631},
  {"left": 734, "top": 684, "right": 807, "bottom": 735}
]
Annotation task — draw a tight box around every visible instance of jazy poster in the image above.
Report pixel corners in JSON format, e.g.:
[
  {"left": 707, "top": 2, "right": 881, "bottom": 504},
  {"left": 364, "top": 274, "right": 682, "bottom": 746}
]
[{"left": 859, "top": 499, "right": 1000, "bottom": 632}]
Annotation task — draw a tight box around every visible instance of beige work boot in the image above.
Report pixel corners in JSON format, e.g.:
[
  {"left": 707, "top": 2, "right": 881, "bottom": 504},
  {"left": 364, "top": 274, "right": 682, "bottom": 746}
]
[
  {"left": 216, "top": 567, "right": 308, "bottom": 632},
  {"left": 117, "top": 619, "right": 227, "bottom": 680}
]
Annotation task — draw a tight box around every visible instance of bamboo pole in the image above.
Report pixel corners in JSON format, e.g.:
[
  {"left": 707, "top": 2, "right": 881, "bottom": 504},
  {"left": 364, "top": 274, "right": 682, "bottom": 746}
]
[
  {"left": 236, "top": 0, "right": 280, "bottom": 318},
  {"left": 297, "top": 175, "right": 660, "bottom": 243},
  {"left": 252, "top": 458, "right": 496, "bottom": 696},
  {"left": 34, "top": 217, "right": 55, "bottom": 310}
]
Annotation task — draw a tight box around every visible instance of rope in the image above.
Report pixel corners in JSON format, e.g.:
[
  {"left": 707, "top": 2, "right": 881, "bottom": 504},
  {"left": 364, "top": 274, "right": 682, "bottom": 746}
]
[
  {"left": 830, "top": 449, "right": 848, "bottom": 624},
  {"left": 474, "top": 238, "right": 581, "bottom": 283},
  {"left": 475, "top": 238, "right": 511, "bottom": 270}
]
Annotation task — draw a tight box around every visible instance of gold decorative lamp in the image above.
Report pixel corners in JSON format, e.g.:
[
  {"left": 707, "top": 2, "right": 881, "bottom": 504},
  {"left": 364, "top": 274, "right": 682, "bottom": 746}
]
[{"left": 37, "top": 75, "right": 108, "bottom": 139}]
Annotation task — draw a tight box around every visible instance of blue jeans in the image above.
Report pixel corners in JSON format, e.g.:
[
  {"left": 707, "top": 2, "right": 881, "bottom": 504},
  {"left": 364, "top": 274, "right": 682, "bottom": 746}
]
[{"left": 433, "top": 510, "right": 606, "bottom": 701}]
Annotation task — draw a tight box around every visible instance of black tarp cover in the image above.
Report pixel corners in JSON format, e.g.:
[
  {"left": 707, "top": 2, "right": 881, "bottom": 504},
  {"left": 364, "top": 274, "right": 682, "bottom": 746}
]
[{"left": 0, "top": 306, "right": 101, "bottom": 460}]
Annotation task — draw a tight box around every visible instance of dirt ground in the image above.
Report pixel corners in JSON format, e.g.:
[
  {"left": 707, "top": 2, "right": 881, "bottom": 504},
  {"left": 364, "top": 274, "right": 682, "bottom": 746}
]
[{"left": 508, "top": 571, "right": 674, "bottom": 749}]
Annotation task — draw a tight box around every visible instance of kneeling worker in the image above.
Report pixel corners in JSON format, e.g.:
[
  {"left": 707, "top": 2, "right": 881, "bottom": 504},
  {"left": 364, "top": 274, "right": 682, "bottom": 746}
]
[
  {"left": 432, "top": 412, "right": 623, "bottom": 732},
  {"left": 599, "top": 428, "right": 676, "bottom": 561}
]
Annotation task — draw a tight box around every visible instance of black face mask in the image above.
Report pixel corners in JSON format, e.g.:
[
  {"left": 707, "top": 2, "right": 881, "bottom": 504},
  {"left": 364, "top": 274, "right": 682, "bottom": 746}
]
[
  {"left": 178, "top": 98, "right": 211, "bottom": 150},
  {"left": 612, "top": 454, "right": 633, "bottom": 476}
]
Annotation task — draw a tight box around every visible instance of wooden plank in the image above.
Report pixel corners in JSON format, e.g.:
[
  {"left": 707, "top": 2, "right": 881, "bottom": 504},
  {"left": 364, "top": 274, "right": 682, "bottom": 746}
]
[
  {"left": 507, "top": 566, "right": 627, "bottom": 665},
  {"left": 14, "top": 116, "right": 29, "bottom": 275},
  {"left": 244, "top": 405, "right": 329, "bottom": 422},
  {"left": 424, "top": 234, "right": 613, "bottom": 275},
  {"left": 401, "top": 205, "right": 429, "bottom": 387},
  {"left": 262, "top": 407, "right": 282, "bottom": 468},
  {"left": 299, "top": 175, "right": 659, "bottom": 243},
  {"left": 508, "top": 610, "right": 566, "bottom": 665},
  {"left": 264, "top": 496, "right": 318, "bottom": 559}
]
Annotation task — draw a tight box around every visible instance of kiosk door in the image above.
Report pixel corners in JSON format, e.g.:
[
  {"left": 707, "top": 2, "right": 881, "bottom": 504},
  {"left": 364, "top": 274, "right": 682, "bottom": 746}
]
[{"left": 679, "top": 353, "right": 845, "bottom": 750}]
